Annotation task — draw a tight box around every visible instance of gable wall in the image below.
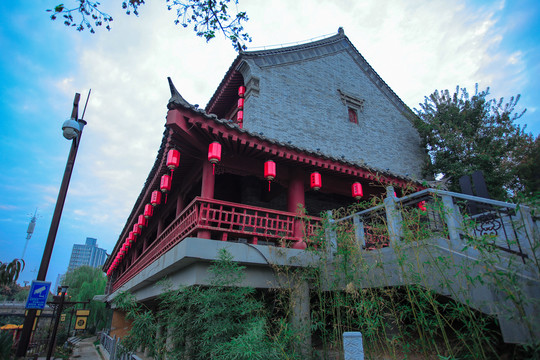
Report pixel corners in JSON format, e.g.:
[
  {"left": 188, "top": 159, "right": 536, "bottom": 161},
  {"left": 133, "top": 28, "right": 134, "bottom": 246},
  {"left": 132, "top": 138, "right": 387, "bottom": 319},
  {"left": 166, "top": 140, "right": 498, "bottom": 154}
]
[{"left": 240, "top": 44, "right": 426, "bottom": 179}]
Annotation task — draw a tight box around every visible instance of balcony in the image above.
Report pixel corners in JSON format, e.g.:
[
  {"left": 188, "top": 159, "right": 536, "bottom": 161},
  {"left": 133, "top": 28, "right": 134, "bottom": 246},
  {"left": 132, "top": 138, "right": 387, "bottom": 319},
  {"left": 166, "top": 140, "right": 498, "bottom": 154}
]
[{"left": 112, "top": 197, "right": 321, "bottom": 291}]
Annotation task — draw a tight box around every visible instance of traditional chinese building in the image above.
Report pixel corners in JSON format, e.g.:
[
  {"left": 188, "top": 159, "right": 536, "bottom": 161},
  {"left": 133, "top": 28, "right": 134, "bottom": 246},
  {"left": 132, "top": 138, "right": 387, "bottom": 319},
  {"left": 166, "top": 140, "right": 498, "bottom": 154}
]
[{"left": 103, "top": 28, "right": 427, "bottom": 343}]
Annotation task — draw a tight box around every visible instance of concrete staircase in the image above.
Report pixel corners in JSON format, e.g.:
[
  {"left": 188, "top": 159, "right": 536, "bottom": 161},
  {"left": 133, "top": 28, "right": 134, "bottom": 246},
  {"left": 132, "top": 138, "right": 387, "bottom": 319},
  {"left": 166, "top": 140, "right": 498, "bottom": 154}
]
[{"left": 326, "top": 188, "right": 540, "bottom": 344}]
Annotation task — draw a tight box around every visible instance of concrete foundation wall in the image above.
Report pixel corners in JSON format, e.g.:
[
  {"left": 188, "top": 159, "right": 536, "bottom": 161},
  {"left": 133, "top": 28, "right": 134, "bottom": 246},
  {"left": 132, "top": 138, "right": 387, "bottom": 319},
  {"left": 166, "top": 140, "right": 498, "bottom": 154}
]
[
  {"left": 108, "top": 238, "right": 320, "bottom": 304},
  {"left": 110, "top": 310, "right": 133, "bottom": 339}
]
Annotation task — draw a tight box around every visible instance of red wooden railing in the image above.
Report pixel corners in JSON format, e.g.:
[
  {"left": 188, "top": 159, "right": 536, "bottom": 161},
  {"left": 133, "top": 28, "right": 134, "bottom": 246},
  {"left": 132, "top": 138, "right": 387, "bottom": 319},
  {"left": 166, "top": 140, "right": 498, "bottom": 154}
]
[
  {"left": 112, "top": 197, "right": 321, "bottom": 291},
  {"left": 363, "top": 224, "right": 390, "bottom": 250}
]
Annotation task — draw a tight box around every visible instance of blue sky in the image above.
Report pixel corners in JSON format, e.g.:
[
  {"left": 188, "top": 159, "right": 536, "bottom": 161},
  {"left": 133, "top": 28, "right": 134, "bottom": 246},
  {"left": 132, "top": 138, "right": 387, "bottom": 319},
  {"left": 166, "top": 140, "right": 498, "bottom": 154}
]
[{"left": 1, "top": 0, "right": 539, "bottom": 286}]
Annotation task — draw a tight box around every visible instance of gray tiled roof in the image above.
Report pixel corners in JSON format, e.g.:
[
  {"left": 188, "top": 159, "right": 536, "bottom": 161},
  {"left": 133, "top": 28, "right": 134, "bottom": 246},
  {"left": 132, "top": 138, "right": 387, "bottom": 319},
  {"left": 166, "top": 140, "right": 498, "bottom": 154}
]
[{"left": 168, "top": 77, "right": 413, "bottom": 183}]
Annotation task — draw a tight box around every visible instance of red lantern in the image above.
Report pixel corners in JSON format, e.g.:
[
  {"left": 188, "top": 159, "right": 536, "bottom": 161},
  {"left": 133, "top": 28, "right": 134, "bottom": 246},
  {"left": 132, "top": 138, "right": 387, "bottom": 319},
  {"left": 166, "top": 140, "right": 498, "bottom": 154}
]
[
  {"left": 352, "top": 182, "right": 363, "bottom": 200},
  {"left": 208, "top": 142, "right": 222, "bottom": 175},
  {"left": 167, "top": 149, "right": 180, "bottom": 171},
  {"left": 127, "top": 233, "right": 134, "bottom": 243},
  {"left": 144, "top": 203, "right": 153, "bottom": 219},
  {"left": 238, "top": 98, "right": 244, "bottom": 109},
  {"left": 264, "top": 160, "right": 276, "bottom": 191},
  {"left": 418, "top": 201, "right": 427, "bottom": 212},
  {"left": 138, "top": 214, "right": 147, "bottom": 228},
  {"left": 133, "top": 224, "right": 140, "bottom": 236},
  {"left": 238, "top": 85, "right": 246, "bottom": 97},
  {"left": 310, "top": 172, "right": 322, "bottom": 191},
  {"left": 161, "top": 174, "right": 171, "bottom": 193},
  {"left": 151, "top": 190, "right": 162, "bottom": 207},
  {"left": 237, "top": 110, "right": 244, "bottom": 123}
]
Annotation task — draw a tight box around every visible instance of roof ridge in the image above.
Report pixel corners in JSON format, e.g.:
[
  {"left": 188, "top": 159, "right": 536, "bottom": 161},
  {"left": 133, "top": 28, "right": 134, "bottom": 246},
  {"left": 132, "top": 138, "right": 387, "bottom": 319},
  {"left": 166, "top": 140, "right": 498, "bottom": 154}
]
[
  {"left": 340, "top": 37, "right": 417, "bottom": 120},
  {"left": 244, "top": 28, "right": 343, "bottom": 54}
]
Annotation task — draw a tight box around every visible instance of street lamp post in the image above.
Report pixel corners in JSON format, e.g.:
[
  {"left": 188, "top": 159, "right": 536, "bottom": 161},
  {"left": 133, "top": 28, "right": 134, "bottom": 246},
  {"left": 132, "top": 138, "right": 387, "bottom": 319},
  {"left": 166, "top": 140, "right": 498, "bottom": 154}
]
[
  {"left": 16, "top": 92, "right": 90, "bottom": 357},
  {"left": 46, "top": 285, "right": 68, "bottom": 360}
]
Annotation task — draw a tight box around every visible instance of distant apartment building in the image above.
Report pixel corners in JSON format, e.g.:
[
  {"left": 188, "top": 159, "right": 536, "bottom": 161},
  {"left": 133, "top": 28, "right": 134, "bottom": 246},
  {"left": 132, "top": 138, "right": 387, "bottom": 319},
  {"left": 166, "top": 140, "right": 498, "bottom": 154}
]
[{"left": 67, "top": 237, "right": 108, "bottom": 272}]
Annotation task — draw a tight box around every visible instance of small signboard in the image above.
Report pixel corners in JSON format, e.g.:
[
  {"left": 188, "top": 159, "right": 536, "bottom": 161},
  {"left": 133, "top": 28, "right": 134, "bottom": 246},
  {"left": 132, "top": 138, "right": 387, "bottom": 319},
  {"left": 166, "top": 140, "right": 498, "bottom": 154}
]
[
  {"left": 75, "top": 317, "right": 87, "bottom": 330},
  {"left": 76, "top": 309, "right": 90, "bottom": 316},
  {"left": 25, "top": 281, "right": 51, "bottom": 309}
]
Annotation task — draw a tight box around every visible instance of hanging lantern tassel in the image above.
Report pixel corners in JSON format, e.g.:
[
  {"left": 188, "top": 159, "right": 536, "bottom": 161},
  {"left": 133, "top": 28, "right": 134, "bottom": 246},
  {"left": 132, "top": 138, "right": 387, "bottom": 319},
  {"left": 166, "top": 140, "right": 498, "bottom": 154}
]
[
  {"left": 208, "top": 142, "right": 222, "bottom": 175},
  {"left": 264, "top": 160, "right": 276, "bottom": 192}
]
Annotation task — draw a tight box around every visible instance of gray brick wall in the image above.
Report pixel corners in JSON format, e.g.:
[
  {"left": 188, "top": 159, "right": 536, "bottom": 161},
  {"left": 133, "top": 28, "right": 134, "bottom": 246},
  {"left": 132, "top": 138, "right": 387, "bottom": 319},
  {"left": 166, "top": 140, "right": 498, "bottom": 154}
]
[{"left": 239, "top": 47, "right": 425, "bottom": 180}]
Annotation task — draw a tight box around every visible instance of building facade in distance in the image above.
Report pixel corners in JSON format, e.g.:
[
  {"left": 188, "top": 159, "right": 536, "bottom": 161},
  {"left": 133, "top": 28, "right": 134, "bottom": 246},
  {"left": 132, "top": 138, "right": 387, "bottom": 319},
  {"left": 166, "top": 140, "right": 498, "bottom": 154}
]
[{"left": 67, "top": 237, "right": 108, "bottom": 272}]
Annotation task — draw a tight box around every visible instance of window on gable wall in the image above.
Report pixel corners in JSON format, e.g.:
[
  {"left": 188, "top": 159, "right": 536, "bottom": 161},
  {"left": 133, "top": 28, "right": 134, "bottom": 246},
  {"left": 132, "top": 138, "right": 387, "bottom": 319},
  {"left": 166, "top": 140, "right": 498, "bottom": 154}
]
[
  {"left": 348, "top": 107, "right": 358, "bottom": 124},
  {"left": 339, "top": 89, "right": 364, "bottom": 125}
]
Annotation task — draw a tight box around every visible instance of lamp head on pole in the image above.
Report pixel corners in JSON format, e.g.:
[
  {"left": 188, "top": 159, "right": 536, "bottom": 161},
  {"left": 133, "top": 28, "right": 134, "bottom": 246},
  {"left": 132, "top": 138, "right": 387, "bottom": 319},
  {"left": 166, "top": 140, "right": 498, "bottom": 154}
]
[{"left": 62, "top": 119, "right": 81, "bottom": 140}]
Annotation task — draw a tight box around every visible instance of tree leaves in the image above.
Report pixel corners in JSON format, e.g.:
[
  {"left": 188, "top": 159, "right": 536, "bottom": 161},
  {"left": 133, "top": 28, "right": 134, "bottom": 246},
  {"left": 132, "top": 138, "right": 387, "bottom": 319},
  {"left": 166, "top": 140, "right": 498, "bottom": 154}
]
[
  {"left": 414, "top": 85, "right": 534, "bottom": 200},
  {"left": 63, "top": 266, "right": 108, "bottom": 331},
  {"left": 47, "top": 0, "right": 251, "bottom": 50},
  {"left": 0, "top": 259, "right": 25, "bottom": 286},
  {"left": 47, "top": 0, "right": 113, "bottom": 33}
]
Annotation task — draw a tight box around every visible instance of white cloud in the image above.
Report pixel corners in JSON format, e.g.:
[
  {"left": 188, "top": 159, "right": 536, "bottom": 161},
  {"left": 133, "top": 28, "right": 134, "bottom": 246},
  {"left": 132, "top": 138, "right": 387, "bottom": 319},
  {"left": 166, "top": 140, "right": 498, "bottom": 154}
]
[{"left": 0, "top": 205, "right": 17, "bottom": 211}]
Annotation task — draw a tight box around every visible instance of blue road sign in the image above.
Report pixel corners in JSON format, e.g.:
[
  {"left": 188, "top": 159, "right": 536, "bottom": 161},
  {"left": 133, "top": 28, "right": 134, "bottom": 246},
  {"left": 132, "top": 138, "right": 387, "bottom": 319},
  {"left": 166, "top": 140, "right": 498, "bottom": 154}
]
[{"left": 25, "top": 280, "right": 52, "bottom": 309}]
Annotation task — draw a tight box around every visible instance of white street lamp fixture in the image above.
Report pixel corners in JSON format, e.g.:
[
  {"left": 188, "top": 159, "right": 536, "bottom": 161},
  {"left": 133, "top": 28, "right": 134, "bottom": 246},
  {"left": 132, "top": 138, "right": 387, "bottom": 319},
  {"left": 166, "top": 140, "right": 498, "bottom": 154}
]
[{"left": 62, "top": 119, "right": 81, "bottom": 140}]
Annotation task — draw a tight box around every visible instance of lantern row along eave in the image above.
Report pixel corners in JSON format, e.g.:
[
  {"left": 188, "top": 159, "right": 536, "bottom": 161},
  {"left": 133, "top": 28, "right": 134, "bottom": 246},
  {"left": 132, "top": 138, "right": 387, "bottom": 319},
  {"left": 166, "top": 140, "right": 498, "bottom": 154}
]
[{"left": 107, "top": 142, "right": 402, "bottom": 276}]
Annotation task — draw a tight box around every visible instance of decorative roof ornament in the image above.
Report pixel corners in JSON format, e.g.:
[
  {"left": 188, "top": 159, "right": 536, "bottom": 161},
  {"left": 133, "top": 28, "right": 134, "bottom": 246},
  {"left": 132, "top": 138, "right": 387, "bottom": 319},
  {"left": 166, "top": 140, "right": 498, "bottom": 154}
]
[{"left": 167, "top": 77, "right": 192, "bottom": 110}]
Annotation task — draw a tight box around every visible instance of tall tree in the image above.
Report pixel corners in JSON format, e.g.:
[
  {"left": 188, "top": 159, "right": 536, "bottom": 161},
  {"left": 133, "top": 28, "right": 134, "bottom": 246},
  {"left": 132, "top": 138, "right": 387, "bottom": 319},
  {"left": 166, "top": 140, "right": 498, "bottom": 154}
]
[
  {"left": 63, "top": 266, "right": 108, "bottom": 331},
  {"left": 414, "top": 85, "right": 533, "bottom": 200},
  {"left": 47, "top": 0, "right": 251, "bottom": 50},
  {"left": 515, "top": 135, "right": 540, "bottom": 196}
]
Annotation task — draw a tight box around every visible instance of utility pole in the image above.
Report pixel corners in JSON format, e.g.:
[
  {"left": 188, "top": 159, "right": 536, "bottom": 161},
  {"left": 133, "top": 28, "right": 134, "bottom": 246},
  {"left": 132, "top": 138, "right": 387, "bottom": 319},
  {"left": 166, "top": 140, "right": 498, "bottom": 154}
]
[{"left": 16, "top": 91, "right": 90, "bottom": 357}]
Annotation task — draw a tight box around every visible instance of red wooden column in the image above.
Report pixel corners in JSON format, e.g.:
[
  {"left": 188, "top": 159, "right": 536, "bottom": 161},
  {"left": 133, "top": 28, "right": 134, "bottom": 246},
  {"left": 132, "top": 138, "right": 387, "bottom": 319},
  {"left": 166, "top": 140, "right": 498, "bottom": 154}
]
[
  {"left": 288, "top": 168, "right": 306, "bottom": 249},
  {"left": 176, "top": 194, "right": 184, "bottom": 217},
  {"left": 157, "top": 218, "right": 164, "bottom": 238},
  {"left": 198, "top": 160, "right": 215, "bottom": 239}
]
